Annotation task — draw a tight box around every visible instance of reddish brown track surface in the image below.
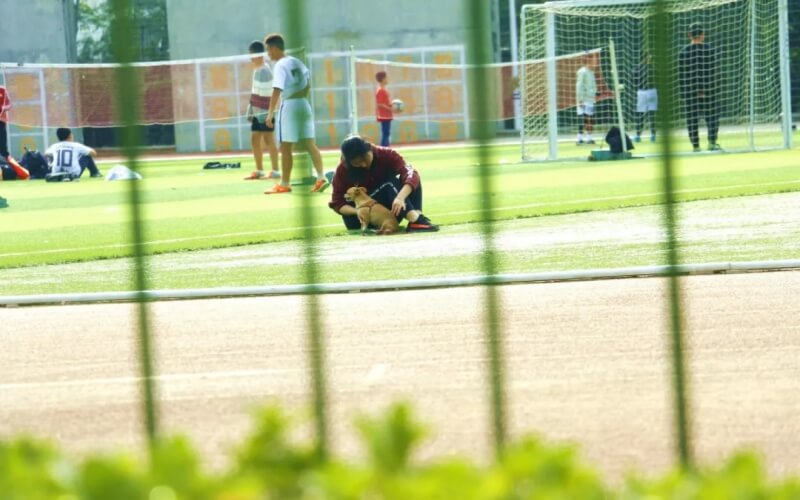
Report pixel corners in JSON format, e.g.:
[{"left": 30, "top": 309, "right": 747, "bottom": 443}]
[{"left": 2, "top": 271, "right": 799, "bottom": 479}]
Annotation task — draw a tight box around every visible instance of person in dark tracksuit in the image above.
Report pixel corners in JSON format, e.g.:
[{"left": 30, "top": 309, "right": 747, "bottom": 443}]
[
  {"left": 679, "top": 23, "right": 722, "bottom": 152},
  {"left": 328, "top": 135, "right": 439, "bottom": 233}
]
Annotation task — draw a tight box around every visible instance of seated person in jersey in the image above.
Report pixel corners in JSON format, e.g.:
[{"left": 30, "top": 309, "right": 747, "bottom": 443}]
[
  {"left": 328, "top": 135, "right": 439, "bottom": 233},
  {"left": 45, "top": 128, "right": 101, "bottom": 179}
]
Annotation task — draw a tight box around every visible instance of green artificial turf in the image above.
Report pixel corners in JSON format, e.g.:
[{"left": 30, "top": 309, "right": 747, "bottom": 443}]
[{"left": 0, "top": 139, "right": 798, "bottom": 295}]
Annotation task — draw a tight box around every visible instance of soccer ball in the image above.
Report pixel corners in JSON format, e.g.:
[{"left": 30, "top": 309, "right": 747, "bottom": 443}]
[{"left": 391, "top": 99, "right": 404, "bottom": 112}]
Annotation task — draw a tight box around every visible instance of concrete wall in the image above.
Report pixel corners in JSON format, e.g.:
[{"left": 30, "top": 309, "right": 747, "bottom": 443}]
[
  {"left": 0, "top": 0, "right": 77, "bottom": 157},
  {"left": 0, "top": 0, "right": 75, "bottom": 64},
  {"left": 166, "top": 0, "right": 476, "bottom": 59},
  {"left": 166, "top": 0, "right": 489, "bottom": 152}
]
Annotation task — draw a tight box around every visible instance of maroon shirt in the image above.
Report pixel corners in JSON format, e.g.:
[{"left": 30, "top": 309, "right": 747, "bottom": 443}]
[{"left": 328, "top": 145, "right": 421, "bottom": 214}]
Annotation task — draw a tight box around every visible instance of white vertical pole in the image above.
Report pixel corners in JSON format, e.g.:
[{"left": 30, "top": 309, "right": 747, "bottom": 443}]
[
  {"left": 38, "top": 69, "right": 49, "bottom": 150},
  {"left": 777, "top": 0, "right": 792, "bottom": 149},
  {"left": 748, "top": 0, "right": 756, "bottom": 151},
  {"left": 545, "top": 11, "right": 558, "bottom": 160},
  {"left": 421, "top": 49, "right": 430, "bottom": 140},
  {"left": 460, "top": 45, "right": 471, "bottom": 139},
  {"left": 194, "top": 62, "right": 206, "bottom": 152},
  {"left": 509, "top": 0, "right": 521, "bottom": 131},
  {"left": 348, "top": 45, "right": 358, "bottom": 135},
  {"left": 233, "top": 60, "right": 243, "bottom": 151},
  {"left": 519, "top": 8, "right": 528, "bottom": 160},
  {"left": 608, "top": 38, "right": 627, "bottom": 154}
]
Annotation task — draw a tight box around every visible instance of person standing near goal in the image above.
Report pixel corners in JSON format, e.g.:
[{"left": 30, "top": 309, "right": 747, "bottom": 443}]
[
  {"left": 263, "top": 33, "right": 328, "bottom": 194},
  {"left": 243, "top": 40, "right": 281, "bottom": 181},
  {"left": 633, "top": 53, "right": 657, "bottom": 143},
  {"left": 679, "top": 23, "right": 721, "bottom": 152},
  {"left": 575, "top": 52, "right": 598, "bottom": 145}
]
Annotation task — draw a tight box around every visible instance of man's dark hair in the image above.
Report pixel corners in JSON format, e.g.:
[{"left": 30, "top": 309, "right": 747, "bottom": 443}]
[
  {"left": 341, "top": 135, "right": 372, "bottom": 182},
  {"left": 56, "top": 128, "right": 71, "bottom": 141},
  {"left": 249, "top": 40, "right": 265, "bottom": 53},
  {"left": 264, "top": 33, "right": 285, "bottom": 51},
  {"left": 689, "top": 23, "right": 704, "bottom": 38},
  {"left": 375, "top": 71, "right": 387, "bottom": 83}
]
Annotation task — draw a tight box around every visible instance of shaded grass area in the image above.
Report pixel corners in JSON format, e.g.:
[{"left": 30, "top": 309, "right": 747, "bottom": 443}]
[{"left": 1, "top": 142, "right": 799, "bottom": 272}]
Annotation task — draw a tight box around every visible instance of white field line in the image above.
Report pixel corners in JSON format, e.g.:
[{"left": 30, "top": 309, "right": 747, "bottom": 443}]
[
  {"left": 2, "top": 260, "right": 800, "bottom": 307},
  {"left": 444, "top": 179, "right": 800, "bottom": 218},
  {"left": 0, "top": 368, "right": 295, "bottom": 392},
  {"left": 0, "top": 222, "right": 343, "bottom": 258},
  {"left": 2, "top": 178, "right": 798, "bottom": 260}
]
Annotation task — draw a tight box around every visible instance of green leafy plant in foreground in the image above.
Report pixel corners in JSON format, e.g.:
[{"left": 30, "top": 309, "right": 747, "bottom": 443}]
[{"left": 1, "top": 403, "right": 798, "bottom": 499}]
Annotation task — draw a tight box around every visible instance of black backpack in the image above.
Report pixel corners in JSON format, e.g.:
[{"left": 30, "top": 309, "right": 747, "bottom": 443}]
[
  {"left": 20, "top": 148, "right": 51, "bottom": 179},
  {"left": 605, "top": 126, "right": 634, "bottom": 154}
]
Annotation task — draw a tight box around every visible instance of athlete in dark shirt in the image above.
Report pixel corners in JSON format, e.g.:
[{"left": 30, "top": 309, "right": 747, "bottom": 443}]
[
  {"left": 329, "top": 135, "right": 438, "bottom": 233},
  {"left": 678, "top": 23, "right": 721, "bottom": 152}
]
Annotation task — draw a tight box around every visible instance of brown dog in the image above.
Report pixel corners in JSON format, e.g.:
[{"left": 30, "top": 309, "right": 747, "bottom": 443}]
[{"left": 344, "top": 186, "right": 400, "bottom": 235}]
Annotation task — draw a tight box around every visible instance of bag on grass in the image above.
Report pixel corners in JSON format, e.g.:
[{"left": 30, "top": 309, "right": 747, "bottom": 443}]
[
  {"left": 106, "top": 164, "right": 142, "bottom": 181},
  {"left": 203, "top": 161, "right": 241, "bottom": 169},
  {"left": 20, "top": 149, "right": 51, "bottom": 179},
  {"left": 605, "top": 126, "right": 634, "bottom": 154}
]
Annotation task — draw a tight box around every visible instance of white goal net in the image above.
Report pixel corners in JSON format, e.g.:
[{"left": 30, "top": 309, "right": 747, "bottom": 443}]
[{"left": 520, "top": 0, "right": 792, "bottom": 161}]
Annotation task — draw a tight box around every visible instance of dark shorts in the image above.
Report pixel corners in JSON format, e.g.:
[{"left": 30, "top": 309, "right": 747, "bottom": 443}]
[
  {"left": 251, "top": 117, "right": 275, "bottom": 133},
  {"left": 0, "top": 121, "right": 8, "bottom": 158}
]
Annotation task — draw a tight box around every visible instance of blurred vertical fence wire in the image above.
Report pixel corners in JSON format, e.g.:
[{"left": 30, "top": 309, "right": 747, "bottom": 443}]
[
  {"left": 467, "top": 0, "right": 508, "bottom": 456},
  {"left": 285, "top": 0, "right": 330, "bottom": 461},
  {"left": 109, "top": 0, "right": 159, "bottom": 451},
  {"left": 653, "top": 0, "right": 693, "bottom": 469}
]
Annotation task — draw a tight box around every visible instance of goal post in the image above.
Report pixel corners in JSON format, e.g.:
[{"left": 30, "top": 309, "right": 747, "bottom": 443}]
[{"left": 520, "top": 0, "right": 792, "bottom": 161}]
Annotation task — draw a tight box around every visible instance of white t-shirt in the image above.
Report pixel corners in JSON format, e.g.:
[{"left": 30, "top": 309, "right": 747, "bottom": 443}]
[
  {"left": 272, "top": 56, "right": 309, "bottom": 97},
  {"left": 45, "top": 141, "right": 92, "bottom": 174},
  {"left": 576, "top": 66, "right": 598, "bottom": 105}
]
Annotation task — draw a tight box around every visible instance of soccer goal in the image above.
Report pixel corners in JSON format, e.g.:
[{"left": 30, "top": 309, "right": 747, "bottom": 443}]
[{"left": 520, "top": 0, "right": 793, "bottom": 161}]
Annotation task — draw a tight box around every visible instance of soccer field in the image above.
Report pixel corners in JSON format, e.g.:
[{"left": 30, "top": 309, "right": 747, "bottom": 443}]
[{"left": 1, "top": 141, "right": 799, "bottom": 295}]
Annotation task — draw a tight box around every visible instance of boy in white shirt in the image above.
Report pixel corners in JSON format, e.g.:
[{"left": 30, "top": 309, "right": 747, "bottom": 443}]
[
  {"left": 575, "top": 52, "right": 598, "bottom": 145},
  {"left": 263, "top": 33, "right": 327, "bottom": 194},
  {"left": 45, "top": 128, "right": 101, "bottom": 179},
  {"left": 243, "top": 40, "right": 281, "bottom": 181}
]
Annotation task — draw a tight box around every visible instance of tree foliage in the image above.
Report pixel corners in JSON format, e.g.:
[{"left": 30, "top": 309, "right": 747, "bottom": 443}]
[{"left": 76, "top": 0, "right": 169, "bottom": 63}]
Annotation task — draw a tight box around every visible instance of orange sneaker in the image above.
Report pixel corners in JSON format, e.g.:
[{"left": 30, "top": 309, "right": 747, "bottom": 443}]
[
  {"left": 265, "top": 184, "right": 292, "bottom": 195},
  {"left": 310, "top": 178, "right": 329, "bottom": 193},
  {"left": 244, "top": 170, "right": 265, "bottom": 180}
]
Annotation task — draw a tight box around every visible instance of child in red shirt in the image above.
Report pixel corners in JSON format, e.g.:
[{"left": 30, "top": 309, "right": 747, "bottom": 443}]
[{"left": 375, "top": 71, "right": 395, "bottom": 147}]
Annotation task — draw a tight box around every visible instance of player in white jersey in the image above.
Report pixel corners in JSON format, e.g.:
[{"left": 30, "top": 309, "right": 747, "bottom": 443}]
[
  {"left": 45, "top": 128, "right": 101, "bottom": 179},
  {"left": 263, "top": 33, "right": 327, "bottom": 194},
  {"left": 575, "top": 52, "right": 598, "bottom": 145}
]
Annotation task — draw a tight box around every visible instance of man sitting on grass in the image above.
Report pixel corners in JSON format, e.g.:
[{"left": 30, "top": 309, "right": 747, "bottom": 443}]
[
  {"left": 45, "top": 128, "right": 101, "bottom": 180},
  {"left": 328, "top": 135, "right": 439, "bottom": 233}
]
